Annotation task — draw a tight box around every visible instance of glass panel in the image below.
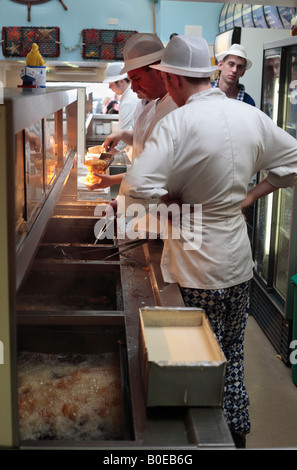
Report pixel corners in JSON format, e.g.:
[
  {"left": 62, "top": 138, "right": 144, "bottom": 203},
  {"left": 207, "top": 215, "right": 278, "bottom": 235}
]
[
  {"left": 253, "top": 170, "right": 272, "bottom": 283},
  {"left": 24, "top": 120, "right": 44, "bottom": 222},
  {"left": 274, "top": 188, "right": 293, "bottom": 299},
  {"left": 15, "top": 130, "right": 25, "bottom": 243},
  {"left": 44, "top": 113, "right": 57, "bottom": 188},
  {"left": 283, "top": 46, "right": 297, "bottom": 138},
  {"left": 262, "top": 48, "right": 281, "bottom": 122},
  {"left": 253, "top": 194, "right": 272, "bottom": 283},
  {"left": 63, "top": 106, "right": 69, "bottom": 159}
]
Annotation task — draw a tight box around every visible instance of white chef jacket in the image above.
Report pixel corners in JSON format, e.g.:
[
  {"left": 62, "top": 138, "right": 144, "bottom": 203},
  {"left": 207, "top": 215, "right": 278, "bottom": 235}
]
[
  {"left": 117, "top": 86, "right": 139, "bottom": 157},
  {"left": 132, "top": 93, "right": 177, "bottom": 163},
  {"left": 120, "top": 88, "right": 297, "bottom": 290},
  {"left": 118, "top": 85, "right": 139, "bottom": 129}
]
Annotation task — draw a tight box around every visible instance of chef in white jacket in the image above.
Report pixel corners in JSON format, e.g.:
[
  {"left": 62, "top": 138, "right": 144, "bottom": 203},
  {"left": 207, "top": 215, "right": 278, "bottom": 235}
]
[
  {"left": 119, "top": 35, "right": 297, "bottom": 448},
  {"left": 103, "top": 62, "right": 139, "bottom": 158},
  {"left": 120, "top": 33, "right": 177, "bottom": 163},
  {"left": 88, "top": 33, "right": 177, "bottom": 190}
]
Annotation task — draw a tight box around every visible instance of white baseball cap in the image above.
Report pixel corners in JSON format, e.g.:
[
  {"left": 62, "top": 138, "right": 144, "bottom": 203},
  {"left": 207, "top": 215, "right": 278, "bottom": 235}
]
[
  {"left": 103, "top": 62, "right": 127, "bottom": 83},
  {"left": 121, "top": 33, "right": 165, "bottom": 74},
  {"left": 216, "top": 44, "right": 252, "bottom": 70},
  {"left": 150, "top": 35, "right": 217, "bottom": 78}
]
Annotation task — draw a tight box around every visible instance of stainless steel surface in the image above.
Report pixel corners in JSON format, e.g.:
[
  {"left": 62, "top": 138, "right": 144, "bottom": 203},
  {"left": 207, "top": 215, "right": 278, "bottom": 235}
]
[
  {"left": 4, "top": 87, "right": 78, "bottom": 134},
  {"left": 185, "top": 408, "right": 234, "bottom": 448}
]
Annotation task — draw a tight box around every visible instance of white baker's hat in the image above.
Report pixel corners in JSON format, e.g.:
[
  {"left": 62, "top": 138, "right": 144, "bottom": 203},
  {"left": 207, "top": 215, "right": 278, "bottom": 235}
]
[
  {"left": 103, "top": 62, "right": 127, "bottom": 83},
  {"left": 216, "top": 44, "right": 252, "bottom": 70},
  {"left": 121, "top": 33, "right": 164, "bottom": 74},
  {"left": 150, "top": 35, "right": 217, "bottom": 78}
]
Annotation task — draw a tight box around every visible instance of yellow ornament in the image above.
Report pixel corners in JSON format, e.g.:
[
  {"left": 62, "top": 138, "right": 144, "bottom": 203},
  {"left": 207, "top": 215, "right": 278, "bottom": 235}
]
[{"left": 26, "top": 43, "right": 45, "bottom": 66}]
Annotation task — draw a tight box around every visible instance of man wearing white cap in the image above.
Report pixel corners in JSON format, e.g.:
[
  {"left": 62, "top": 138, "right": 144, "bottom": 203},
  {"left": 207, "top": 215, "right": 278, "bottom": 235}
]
[
  {"left": 214, "top": 44, "right": 255, "bottom": 106},
  {"left": 88, "top": 33, "right": 177, "bottom": 190},
  {"left": 119, "top": 33, "right": 177, "bottom": 161},
  {"left": 119, "top": 35, "right": 297, "bottom": 447},
  {"left": 103, "top": 62, "right": 139, "bottom": 156}
]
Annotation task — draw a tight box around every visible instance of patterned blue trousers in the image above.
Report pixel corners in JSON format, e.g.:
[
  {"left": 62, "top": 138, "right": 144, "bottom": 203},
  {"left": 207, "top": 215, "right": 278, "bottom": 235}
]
[{"left": 180, "top": 281, "right": 251, "bottom": 435}]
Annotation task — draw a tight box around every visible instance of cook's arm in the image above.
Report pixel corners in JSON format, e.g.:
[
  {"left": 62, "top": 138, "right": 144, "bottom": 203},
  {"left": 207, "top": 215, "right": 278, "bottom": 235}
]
[
  {"left": 104, "top": 129, "right": 134, "bottom": 150},
  {"left": 241, "top": 178, "right": 277, "bottom": 210},
  {"left": 85, "top": 173, "right": 123, "bottom": 191}
]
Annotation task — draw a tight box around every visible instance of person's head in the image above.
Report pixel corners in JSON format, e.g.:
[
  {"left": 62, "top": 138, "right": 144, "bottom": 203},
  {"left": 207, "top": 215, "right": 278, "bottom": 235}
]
[
  {"left": 121, "top": 33, "right": 167, "bottom": 100},
  {"left": 216, "top": 44, "right": 252, "bottom": 87},
  {"left": 150, "top": 35, "right": 217, "bottom": 106},
  {"left": 103, "top": 62, "right": 130, "bottom": 96},
  {"left": 266, "top": 55, "right": 280, "bottom": 80}
]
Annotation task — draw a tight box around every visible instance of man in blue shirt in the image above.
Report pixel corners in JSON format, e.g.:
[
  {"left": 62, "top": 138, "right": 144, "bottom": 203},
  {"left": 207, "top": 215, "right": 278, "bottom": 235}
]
[{"left": 214, "top": 44, "right": 255, "bottom": 106}]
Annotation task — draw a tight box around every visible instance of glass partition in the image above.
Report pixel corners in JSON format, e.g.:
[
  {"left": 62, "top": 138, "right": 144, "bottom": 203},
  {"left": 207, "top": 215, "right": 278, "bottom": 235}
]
[
  {"left": 274, "top": 187, "right": 293, "bottom": 299},
  {"left": 283, "top": 45, "right": 297, "bottom": 138},
  {"left": 262, "top": 47, "right": 281, "bottom": 122},
  {"left": 24, "top": 120, "right": 45, "bottom": 223}
]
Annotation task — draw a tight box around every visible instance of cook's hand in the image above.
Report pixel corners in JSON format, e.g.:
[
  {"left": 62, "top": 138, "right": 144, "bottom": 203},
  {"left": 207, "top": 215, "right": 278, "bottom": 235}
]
[
  {"left": 103, "top": 131, "right": 123, "bottom": 151},
  {"left": 242, "top": 179, "right": 277, "bottom": 212},
  {"left": 105, "top": 199, "right": 118, "bottom": 218},
  {"left": 85, "top": 173, "right": 112, "bottom": 191},
  {"left": 241, "top": 194, "right": 253, "bottom": 212}
]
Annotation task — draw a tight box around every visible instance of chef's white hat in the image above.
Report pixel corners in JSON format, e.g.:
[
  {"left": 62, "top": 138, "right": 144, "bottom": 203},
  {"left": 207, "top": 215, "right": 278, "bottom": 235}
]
[
  {"left": 216, "top": 44, "right": 252, "bottom": 70},
  {"left": 103, "top": 62, "right": 127, "bottom": 83},
  {"left": 121, "top": 33, "right": 164, "bottom": 74},
  {"left": 151, "top": 35, "right": 217, "bottom": 78}
]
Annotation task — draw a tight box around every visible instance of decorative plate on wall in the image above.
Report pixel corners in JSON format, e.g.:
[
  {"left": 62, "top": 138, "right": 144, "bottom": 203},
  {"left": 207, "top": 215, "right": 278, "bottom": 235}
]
[
  {"left": 82, "top": 29, "right": 138, "bottom": 61},
  {"left": 2, "top": 26, "right": 60, "bottom": 57}
]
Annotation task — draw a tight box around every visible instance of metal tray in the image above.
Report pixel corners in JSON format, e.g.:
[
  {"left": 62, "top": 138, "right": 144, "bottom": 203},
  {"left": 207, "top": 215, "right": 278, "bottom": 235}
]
[{"left": 139, "top": 307, "right": 226, "bottom": 407}]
